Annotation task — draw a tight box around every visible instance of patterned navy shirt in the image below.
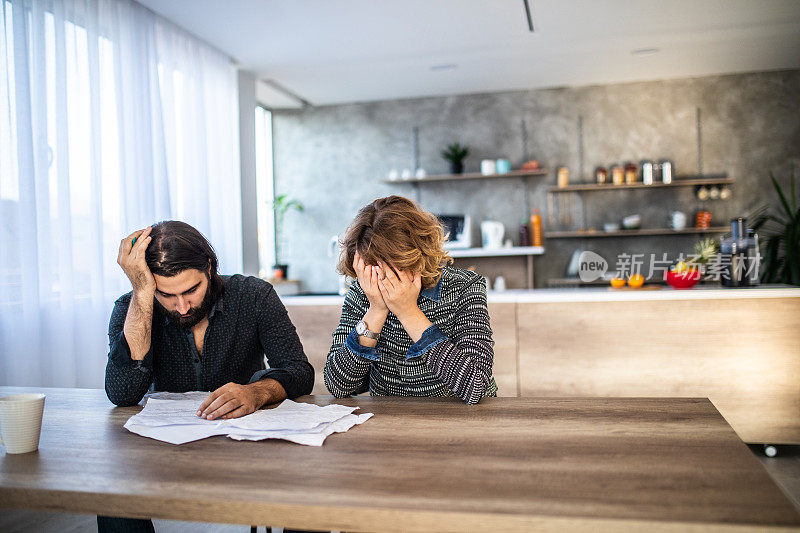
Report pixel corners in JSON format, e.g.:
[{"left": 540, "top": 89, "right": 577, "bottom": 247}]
[
  {"left": 323, "top": 266, "right": 498, "bottom": 404},
  {"left": 105, "top": 274, "right": 314, "bottom": 406}
]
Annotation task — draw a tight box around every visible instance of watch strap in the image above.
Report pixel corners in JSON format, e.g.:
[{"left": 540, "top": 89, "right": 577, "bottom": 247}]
[{"left": 357, "top": 320, "right": 380, "bottom": 340}]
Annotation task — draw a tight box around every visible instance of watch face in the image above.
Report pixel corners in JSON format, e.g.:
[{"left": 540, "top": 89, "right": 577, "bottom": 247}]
[{"left": 356, "top": 321, "right": 366, "bottom": 335}]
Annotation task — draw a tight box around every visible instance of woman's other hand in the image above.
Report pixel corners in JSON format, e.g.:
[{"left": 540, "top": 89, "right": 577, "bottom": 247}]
[
  {"left": 353, "top": 252, "right": 387, "bottom": 312},
  {"left": 376, "top": 262, "right": 422, "bottom": 320}
]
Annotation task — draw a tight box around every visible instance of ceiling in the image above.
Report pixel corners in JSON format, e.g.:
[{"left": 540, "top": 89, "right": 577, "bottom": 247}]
[{"left": 137, "top": 0, "right": 800, "bottom": 108}]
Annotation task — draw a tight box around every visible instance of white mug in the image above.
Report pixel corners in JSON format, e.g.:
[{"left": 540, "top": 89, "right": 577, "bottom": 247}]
[
  {"left": 669, "top": 211, "right": 687, "bottom": 231},
  {"left": 480, "top": 159, "right": 496, "bottom": 175},
  {"left": 493, "top": 276, "right": 507, "bottom": 291},
  {"left": 0, "top": 393, "right": 46, "bottom": 454}
]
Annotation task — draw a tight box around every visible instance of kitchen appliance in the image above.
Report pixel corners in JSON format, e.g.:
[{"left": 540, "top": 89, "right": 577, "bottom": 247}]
[
  {"left": 438, "top": 215, "right": 472, "bottom": 249},
  {"left": 480, "top": 221, "right": 505, "bottom": 249},
  {"left": 329, "top": 235, "right": 348, "bottom": 295},
  {"left": 719, "top": 218, "right": 759, "bottom": 287}
]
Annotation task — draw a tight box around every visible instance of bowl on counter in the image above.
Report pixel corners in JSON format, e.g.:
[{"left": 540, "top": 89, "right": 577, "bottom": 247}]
[
  {"left": 665, "top": 268, "right": 701, "bottom": 289},
  {"left": 603, "top": 222, "right": 620, "bottom": 232}
]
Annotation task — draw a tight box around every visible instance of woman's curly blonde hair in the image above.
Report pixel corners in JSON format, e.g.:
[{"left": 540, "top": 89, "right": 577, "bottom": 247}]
[{"left": 337, "top": 196, "right": 453, "bottom": 289}]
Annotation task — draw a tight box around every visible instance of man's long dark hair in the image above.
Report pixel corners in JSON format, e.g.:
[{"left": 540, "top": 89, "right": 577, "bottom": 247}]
[{"left": 145, "top": 221, "right": 225, "bottom": 302}]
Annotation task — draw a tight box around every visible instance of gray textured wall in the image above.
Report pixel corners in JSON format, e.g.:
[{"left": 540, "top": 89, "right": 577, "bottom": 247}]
[{"left": 272, "top": 70, "right": 800, "bottom": 291}]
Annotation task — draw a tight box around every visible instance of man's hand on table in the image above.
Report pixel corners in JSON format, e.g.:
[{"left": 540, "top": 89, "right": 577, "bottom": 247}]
[{"left": 197, "top": 379, "right": 287, "bottom": 420}]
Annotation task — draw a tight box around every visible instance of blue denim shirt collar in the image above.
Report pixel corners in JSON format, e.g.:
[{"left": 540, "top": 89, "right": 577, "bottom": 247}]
[{"left": 420, "top": 275, "right": 443, "bottom": 302}]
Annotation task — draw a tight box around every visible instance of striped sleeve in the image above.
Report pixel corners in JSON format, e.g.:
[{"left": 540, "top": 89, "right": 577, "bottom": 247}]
[
  {"left": 421, "top": 276, "right": 494, "bottom": 404},
  {"left": 323, "top": 285, "right": 372, "bottom": 397}
]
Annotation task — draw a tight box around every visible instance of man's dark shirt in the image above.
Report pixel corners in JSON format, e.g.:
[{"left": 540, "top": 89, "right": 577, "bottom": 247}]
[{"left": 105, "top": 274, "right": 314, "bottom": 406}]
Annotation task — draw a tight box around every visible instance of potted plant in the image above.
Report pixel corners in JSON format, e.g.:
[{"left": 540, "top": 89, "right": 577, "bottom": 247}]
[
  {"left": 272, "top": 194, "right": 305, "bottom": 280},
  {"left": 440, "top": 142, "right": 470, "bottom": 174},
  {"left": 752, "top": 171, "right": 800, "bottom": 285}
]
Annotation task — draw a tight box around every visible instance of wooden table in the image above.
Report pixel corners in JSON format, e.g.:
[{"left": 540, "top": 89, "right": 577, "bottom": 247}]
[{"left": 1, "top": 387, "right": 799, "bottom": 532}]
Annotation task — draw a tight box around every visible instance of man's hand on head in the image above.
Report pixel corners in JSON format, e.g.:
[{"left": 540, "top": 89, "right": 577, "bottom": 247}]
[
  {"left": 118, "top": 227, "right": 156, "bottom": 296},
  {"left": 197, "top": 379, "right": 287, "bottom": 420}
]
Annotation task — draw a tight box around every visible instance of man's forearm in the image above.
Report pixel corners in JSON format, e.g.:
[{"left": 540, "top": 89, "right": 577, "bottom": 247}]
[
  {"left": 123, "top": 290, "right": 154, "bottom": 361},
  {"left": 249, "top": 378, "right": 287, "bottom": 407}
]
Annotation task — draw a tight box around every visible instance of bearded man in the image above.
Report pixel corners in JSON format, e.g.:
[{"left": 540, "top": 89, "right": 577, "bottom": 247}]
[{"left": 105, "top": 220, "right": 313, "bottom": 418}]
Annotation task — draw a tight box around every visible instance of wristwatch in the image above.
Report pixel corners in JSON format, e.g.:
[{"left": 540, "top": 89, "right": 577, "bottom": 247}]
[{"left": 355, "top": 320, "right": 380, "bottom": 340}]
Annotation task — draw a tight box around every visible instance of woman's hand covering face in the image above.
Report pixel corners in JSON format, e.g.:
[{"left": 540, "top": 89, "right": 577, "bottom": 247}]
[
  {"left": 376, "top": 261, "right": 422, "bottom": 319},
  {"left": 353, "top": 252, "right": 388, "bottom": 312}
]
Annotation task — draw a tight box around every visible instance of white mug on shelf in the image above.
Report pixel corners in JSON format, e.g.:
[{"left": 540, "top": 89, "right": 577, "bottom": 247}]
[
  {"left": 480, "top": 159, "right": 496, "bottom": 175},
  {"left": 669, "top": 211, "right": 687, "bottom": 231}
]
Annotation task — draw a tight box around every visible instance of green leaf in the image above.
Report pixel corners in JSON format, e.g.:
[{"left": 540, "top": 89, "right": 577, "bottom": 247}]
[{"left": 771, "top": 172, "right": 793, "bottom": 220}]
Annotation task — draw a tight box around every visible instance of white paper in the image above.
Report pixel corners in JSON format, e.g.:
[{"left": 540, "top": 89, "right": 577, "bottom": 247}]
[{"left": 123, "top": 392, "right": 372, "bottom": 446}]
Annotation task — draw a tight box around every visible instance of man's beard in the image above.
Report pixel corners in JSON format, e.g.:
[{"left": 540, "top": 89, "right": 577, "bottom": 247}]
[{"left": 159, "top": 280, "right": 215, "bottom": 329}]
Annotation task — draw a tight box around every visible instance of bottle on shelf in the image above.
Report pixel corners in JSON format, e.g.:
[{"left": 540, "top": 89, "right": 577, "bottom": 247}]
[
  {"left": 557, "top": 166, "right": 569, "bottom": 188},
  {"left": 519, "top": 220, "right": 531, "bottom": 247},
  {"left": 530, "top": 209, "right": 543, "bottom": 247}
]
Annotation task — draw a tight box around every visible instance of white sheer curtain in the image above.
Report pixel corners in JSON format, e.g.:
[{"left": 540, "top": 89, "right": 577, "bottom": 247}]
[{"left": 0, "top": 0, "right": 242, "bottom": 388}]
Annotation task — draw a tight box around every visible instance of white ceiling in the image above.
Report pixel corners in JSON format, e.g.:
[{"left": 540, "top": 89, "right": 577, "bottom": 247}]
[{"left": 137, "top": 0, "right": 800, "bottom": 108}]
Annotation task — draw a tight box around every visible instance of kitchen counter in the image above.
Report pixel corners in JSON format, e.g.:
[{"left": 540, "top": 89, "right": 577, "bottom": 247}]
[
  {"left": 282, "top": 284, "right": 800, "bottom": 443},
  {"left": 281, "top": 284, "right": 800, "bottom": 305}
]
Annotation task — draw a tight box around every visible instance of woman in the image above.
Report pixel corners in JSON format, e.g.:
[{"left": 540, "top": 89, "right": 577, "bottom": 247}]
[{"left": 323, "top": 195, "right": 497, "bottom": 404}]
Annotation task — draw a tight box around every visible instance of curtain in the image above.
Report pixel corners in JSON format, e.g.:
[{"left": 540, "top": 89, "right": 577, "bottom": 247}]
[{"left": 0, "top": 0, "right": 242, "bottom": 388}]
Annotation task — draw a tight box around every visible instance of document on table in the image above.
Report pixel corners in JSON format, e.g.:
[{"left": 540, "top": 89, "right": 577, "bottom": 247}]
[{"left": 123, "top": 391, "right": 373, "bottom": 446}]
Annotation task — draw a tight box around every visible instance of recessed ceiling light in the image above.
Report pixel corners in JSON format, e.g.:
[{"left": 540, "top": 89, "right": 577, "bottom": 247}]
[
  {"left": 631, "top": 48, "right": 660, "bottom": 56},
  {"left": 430, "top": 64, "right": 458, "bottom": 72}
]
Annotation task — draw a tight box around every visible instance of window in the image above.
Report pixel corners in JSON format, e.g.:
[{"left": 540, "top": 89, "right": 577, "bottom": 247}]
[{"left": 254, "top": 105, "right": 275, "bottom": 277}]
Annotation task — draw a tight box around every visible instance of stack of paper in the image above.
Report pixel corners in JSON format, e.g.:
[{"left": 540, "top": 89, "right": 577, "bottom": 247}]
[{"left": 123, "top": 391, "right": 373, "bottom": 446}]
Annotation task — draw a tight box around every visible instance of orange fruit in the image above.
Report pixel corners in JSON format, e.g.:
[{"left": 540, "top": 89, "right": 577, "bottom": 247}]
[
  {"left": 671, "top": 261, "right": 688, "bottom": 273},
  {"left": 627, "top": 273, "right": 645, "bottom": 288},
  {"left": 610, "top": 277, "right": 625, "bottom": 289}
]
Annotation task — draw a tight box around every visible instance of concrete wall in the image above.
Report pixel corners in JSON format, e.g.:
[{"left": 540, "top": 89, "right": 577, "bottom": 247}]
[{"left": 272, "top": 70, "right": 800, "bottom": 291}]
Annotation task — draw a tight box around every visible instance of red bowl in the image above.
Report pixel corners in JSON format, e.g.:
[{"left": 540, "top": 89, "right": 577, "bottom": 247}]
[{"left": 665, "top": 268, "right": 701, "bottom": 289}]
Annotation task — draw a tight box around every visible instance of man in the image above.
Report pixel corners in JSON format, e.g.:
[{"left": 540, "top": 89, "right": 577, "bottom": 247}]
[{"left": 101, "top": 220, "right": 313, "bottom": 532}]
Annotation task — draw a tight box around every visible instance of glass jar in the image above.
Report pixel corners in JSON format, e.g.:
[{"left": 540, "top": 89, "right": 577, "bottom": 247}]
[
  {"left": 624, "top": 163, "right": 637, "bottom": 184},
  {"left": 611, "top": 165, "right": 624, "bottom": 185},
  {"left": 595, "top": 166, "right": 608, "bottom": 184}
]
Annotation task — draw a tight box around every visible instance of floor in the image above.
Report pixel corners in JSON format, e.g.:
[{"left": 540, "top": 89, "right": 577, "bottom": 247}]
[{"left": 2, "top": 446, "right": 800, "bottom": 532}]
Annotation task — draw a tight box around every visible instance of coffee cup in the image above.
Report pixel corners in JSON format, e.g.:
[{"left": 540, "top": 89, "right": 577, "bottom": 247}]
[
  {"left": 0, "top": 393, "right": 46, "bottom": 454},
  {"left": 496, "top": 158, "right": 511, "bottom": 174},
  {"left": 480, "top": 159, "right": 496, "bottom": 175},
  {"left": 669, "top": 211, "right": 687, "bottom": 231}
]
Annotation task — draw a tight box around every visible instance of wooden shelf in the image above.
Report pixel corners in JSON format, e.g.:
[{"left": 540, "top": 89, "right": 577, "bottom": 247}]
[
  {"left": 545, "top": 227, "right": 729, "bottom": 239},
  {"left": 448, "top": 246, "right": 545, "bottom": 258},
  {"left": 382, "top": 168, "right": 548, "bottom": 184},
  {"left": 547, "top": 175, "right": 732, "bottom": 193}
]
